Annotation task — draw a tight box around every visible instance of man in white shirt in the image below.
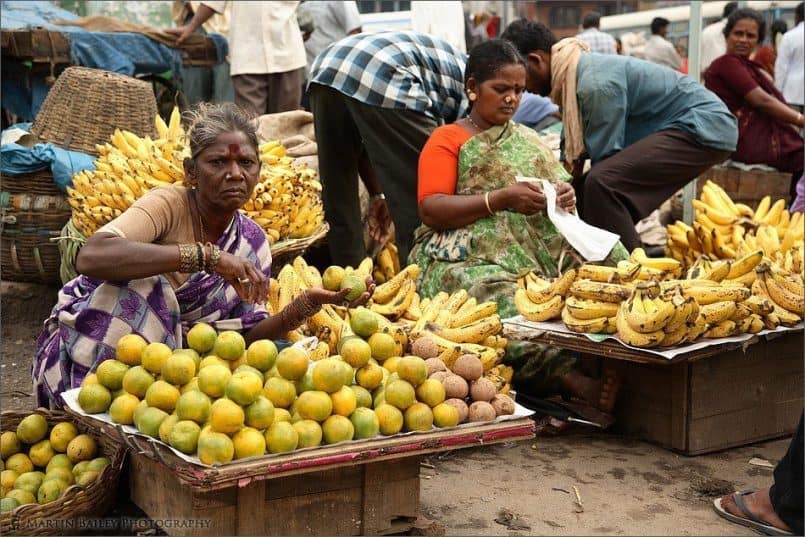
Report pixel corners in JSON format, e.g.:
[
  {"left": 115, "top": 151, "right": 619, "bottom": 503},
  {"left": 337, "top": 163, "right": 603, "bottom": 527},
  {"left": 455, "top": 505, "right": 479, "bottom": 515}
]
[
  {"left": 643, "top": 17, "right": 682, "bottom": 71},
  {"left": 170, "top": 1, "right": 307, "bottom": 115},
  {"left": 700, "top": 2, "right": 738, "bottom": 74},
  {"left": 576, "top": 11, "right": 617, "bottom": 55},
  {"left": 298, "top": 1, "right": 362, "bottom": 78},
  {"left": 775, "top": 2, "right": 804, "bottom": 108},
  {"left": 411, "top": 1, "right": 466, "bottom": 53}
]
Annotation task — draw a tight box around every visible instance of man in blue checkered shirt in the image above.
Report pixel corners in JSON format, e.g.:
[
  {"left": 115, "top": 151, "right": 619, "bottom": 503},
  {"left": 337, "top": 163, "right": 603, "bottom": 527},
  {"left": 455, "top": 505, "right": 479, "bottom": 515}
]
[{"left": 309, "top": 31, "right": 468, "bottom": 267}]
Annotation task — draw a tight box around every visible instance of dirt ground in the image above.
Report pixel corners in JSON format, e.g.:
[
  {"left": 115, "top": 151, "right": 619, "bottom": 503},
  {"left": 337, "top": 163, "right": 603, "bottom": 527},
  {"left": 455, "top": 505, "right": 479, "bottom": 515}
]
[{"left": 0, "top": 281, "right": 790, "bottom": 536}]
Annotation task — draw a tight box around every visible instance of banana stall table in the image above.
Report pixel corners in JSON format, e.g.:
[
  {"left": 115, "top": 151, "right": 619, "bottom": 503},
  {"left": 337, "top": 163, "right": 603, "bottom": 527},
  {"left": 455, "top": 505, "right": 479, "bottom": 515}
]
[
  {"left": 504, "top": 317, "right": 804, "bottom": 455},
  {"left": 63, "top": 394, "right": 535, "bottom": 537}
]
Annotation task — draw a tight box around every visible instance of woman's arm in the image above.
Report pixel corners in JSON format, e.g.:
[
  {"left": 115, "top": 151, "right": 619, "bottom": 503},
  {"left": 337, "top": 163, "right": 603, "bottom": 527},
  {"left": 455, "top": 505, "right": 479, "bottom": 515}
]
[
  {"left": 245, "top": 280, "right": 375, "bottom": 343},
  {"left": 75, "top": 233, "right": 183, "bottom": 281},
  {"left": 745, "top": 87, "right": 805, "bottom": 127},
  {"left": 419, "top": 182, "right": 550, "bottom": 230}
]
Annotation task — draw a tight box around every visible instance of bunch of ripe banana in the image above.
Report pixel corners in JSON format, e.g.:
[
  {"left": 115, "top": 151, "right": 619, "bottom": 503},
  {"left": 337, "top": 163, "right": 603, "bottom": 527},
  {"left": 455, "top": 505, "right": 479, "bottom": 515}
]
[
  {"left": 752, "top": 261, "right": 804, "bottom": 328},
  {"left": 240, "top": 140, "right": 324, "bottom": 244},
  {"left": 514, "top": 269, "right": 577, "bottom": 322},
  {"left": 562, "top": 275, "right": 631, "bottom": 335},
  {"left": 409, "top": 289, "right": 506, "bottom": 371},
  {"left": 368, "top": 263, "right": 420, "bottom": 321},
  {"left": 666, "top": 180, "right": 804, "bottom": 266},
  {"left": 66, "top": 107, "right": 187, "bottom": 236},
  {"left": 616, "top": 282, "right": 687, "bottom": 347},
  {"left": 372, "top": 240, "right": 401, "bottom": 284}
]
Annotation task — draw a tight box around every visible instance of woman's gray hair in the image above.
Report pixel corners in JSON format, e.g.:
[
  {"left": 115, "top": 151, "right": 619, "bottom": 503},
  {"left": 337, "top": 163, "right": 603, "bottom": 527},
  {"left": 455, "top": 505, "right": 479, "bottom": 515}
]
[{"left": 183, "top": 102, "right": 259, "bottom": 158}]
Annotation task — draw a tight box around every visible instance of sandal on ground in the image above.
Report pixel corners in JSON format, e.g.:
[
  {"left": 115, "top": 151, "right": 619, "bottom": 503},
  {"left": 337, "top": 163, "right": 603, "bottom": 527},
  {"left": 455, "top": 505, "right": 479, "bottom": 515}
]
[{"left": 713, "top": 491, "right": 794, "bottom": 536}]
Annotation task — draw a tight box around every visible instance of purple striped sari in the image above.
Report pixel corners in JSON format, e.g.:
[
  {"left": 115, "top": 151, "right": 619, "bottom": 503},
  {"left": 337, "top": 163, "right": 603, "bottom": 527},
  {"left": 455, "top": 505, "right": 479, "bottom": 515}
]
[{"left": 33, "top": 212, "right": 272, "bottom": 407}]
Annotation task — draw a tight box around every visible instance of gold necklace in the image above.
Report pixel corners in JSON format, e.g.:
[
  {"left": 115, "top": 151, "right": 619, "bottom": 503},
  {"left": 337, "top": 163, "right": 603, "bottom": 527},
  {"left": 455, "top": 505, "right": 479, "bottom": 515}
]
[
  {"left": 193, "top": 190, "right": 206, "bottom": 242},
  {"left": 467, "top": 114, "right": 485, "bottom": 132}
]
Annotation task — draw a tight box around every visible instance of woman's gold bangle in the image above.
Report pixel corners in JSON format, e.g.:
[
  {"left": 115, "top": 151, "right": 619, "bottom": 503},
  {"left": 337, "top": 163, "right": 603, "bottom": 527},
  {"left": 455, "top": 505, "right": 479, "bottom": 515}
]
[{"left": 484, "top": 191, "right": 494, "bottom": 216}]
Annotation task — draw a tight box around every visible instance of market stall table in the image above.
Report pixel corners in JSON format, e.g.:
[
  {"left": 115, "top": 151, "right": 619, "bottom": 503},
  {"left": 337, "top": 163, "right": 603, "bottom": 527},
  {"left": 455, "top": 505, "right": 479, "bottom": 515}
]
[
  {"left": 64, "top": 398, "right": 534, "bottom": 537},
  {"left": 504, "top": 318, "right": 803, "bottom": 455}
]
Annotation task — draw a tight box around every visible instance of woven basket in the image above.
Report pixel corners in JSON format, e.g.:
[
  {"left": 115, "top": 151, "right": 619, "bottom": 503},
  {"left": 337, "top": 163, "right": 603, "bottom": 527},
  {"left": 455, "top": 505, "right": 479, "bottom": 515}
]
[
  {"left": 30, "top": 66, "right": 158, "bottom": 156},
  {"left": 270, "top": 222, "right": 330, "bottom": 273},
  {"left": 0, "top": 408, "right": 126, "bottom": 536},
  {"left": 1, "top": 171, "right": 71, "bottom": 284}
]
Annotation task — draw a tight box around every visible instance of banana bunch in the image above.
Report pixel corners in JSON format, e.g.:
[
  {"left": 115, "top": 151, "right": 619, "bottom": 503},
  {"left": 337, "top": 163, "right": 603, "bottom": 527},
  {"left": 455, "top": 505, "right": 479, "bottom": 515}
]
[
  {"left": 666, "top": 180, "right": 804, "bottom": 266},
  {"left": 514, "top": 269, "right": 577, "bottom": 322},
  {"left": 562, "top": 278, "right": 632, "bottom": 334},
  {"left": 66, "top": 107, "right": 187, "bottom": 236},
  {"left": 368, "top": 263, "right": 419, "bottom": 320},
  {"left": 615, "top": 282, "right": 676, "bottom": 347},
  {"left": 241, "top": 141, "right": 324, "bottom": 244},
  {"left": 753, "top": 262, "right": 804, "bottom": 328},
  {"left": 620, "top": 248, "right": 683, "bottom": 281},
  {"left": 373, "top": 240, "right": 401, "bottom": 284}
]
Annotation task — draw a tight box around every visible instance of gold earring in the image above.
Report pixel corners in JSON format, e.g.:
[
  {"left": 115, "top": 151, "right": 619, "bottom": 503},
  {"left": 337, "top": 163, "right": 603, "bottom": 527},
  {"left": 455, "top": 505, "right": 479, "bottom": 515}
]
[{"left": 468, "top": 91, "right": 477, "bottom": 101}]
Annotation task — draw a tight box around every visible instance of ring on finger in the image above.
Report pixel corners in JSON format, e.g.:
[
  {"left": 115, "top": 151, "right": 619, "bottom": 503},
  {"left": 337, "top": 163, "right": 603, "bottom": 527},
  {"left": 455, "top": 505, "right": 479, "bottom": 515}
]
[{"left": 237, "top": 277, "right": 251, "bottom": 284}]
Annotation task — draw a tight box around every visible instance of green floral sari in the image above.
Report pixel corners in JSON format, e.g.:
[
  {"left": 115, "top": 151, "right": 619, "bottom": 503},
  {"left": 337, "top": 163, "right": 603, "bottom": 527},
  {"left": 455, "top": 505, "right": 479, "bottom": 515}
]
[{"left": 410, "top": 121, "right": 628, "bottom": 394}]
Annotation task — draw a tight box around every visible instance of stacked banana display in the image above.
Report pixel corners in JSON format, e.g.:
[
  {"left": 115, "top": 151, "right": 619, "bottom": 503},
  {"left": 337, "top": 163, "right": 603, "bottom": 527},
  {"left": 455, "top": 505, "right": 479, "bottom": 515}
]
[
  {"left": 513, "top": 240, "right": 803, "bottom": 348},
  {"left": 266, "top": 257, "right": 507, "bottom": 371},
  {"left": 372, "top": 240, "right": 401, "bottom": 284},
  {"left": 514, "top": 269, "right": 576, "bottom": 322},
  {"left": 666, "top": 180, "right": 804, "bottom": 266},
  {"left": 241, "top": 141, "right": 325, "bottom": 243},
  {"left": 66, "top": 107, "right": 187, "bottom": 236}
]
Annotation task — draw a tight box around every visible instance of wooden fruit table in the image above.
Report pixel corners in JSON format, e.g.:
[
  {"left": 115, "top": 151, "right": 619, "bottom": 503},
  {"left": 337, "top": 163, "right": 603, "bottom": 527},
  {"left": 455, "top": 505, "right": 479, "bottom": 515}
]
[
  {"left": 503, "top": 320, "right": 803, "bottom": 455},
  {"left": 68, "top": 413, "right": 534, "bottom": 537}
]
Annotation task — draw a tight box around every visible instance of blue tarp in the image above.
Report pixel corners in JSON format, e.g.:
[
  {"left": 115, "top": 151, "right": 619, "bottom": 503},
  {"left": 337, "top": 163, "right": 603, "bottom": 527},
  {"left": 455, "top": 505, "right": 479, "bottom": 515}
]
[
  {"left": 1, "top": 1, "right": 227, "bottom": 119},
  {"left": 1, "top": 123, "right": 95, "bottom": 192}
]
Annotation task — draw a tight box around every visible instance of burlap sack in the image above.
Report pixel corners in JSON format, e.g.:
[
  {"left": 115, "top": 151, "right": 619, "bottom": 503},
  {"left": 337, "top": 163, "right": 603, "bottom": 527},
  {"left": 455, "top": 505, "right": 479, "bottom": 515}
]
[{"left": 255, "top": 111, "right": 317, "bottom": 156}]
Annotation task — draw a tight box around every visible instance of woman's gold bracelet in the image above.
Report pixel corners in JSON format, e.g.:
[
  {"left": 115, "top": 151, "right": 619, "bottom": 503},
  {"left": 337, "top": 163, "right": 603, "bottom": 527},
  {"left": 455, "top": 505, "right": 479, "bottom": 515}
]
[
  {"left": 484, "top": 191, "right": 494, "bottom": 216},
  {"left": 178, "top": 243, "right": 202, "bottom": 273}
]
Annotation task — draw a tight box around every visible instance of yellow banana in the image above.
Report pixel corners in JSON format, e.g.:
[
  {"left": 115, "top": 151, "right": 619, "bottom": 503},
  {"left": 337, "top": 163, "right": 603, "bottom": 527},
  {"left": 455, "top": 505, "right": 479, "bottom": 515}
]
[
  {"left": 693, "top": 199, "right": 737, "bottom": 225},
  {"left": 569, "top": 280, "right": 632, "bottom": 303},
  {"left": 432, "top": 315, "right": 502, "bottom": 344},
  {"left": 372, "top": 264, "right": 420, "bottom": 303},
  {"left": 730, "top": 302, "right": 752, "bottom": 321},
  {"left": 704, "top": 320, "right": 737, "bottom": 338},
  {"left": 515, "top": 291, "right": 564, "bottom": 322},
  {"left": 631, "top": 247, "right": 681, "bottom": 272},
  {"left": 561, "top": 306, "right": 614, "bottom": 334},
  {"left": 624, "top": 288, "right": 674, "bottom": 332},
  {"left": 699, "top": 301, "right": 738, "bottom": 324},
  {"left": 764, "top": 272, "right": 804, "bottom": 316},
  {"left": 369, "top": 279, "right": 416, "bottom": 319},
  {"left": 450, "top": 301, "right": 498, "bottom": 328},
  {"left": 660, "top": 323, "right": 689, "bottom": 347},
  {"left": 564, "top": 296, "right": 620, "bottom": 320},
  {"left": 682, "top": 285, "right": 750, "bottom": 305},
  {"left": 685, "top": 314, "right": 709, "bottom": 343},
  {"left": 727, "top": 250, "right": 764, "bottom": 279},
  {"left": 615, "top": 304, "right": 663, "bottom": 347}
]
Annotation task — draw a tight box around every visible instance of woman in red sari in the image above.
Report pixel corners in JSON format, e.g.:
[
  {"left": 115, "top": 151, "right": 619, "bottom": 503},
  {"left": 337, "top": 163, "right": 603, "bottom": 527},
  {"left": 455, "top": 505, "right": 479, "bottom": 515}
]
[{"left": 704, "top": 9, "right": 804, "bottom": 182}]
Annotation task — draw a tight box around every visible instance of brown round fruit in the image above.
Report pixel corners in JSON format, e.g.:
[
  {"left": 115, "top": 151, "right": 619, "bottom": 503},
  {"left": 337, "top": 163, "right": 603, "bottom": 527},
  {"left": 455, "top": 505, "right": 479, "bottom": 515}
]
[
  {"left": 429, "top": 371, "right": 450, "bottom": 383},
  {"left": 490, "top": 394, "right": 515, "bottom": 416},
  {"left": 468, "top": 401, "right": 496, "bottom": 422},
  {"left": 452, "top": 355, "right": 483, "bottom": 381},
  {"left": 469, "top": 378, "right": 497, "bottom": 403},
  {"left": 424, "top": 358, "right": 446, "bottom": 376},
  {"left": 411, "top": 338, "right": 439, "bottom": 359},
  {"left": 442, "top": 375, "right": 469, "bottom": 399},
  {"left": 444, "top": 398, "right": 469, "bottom": 423}
]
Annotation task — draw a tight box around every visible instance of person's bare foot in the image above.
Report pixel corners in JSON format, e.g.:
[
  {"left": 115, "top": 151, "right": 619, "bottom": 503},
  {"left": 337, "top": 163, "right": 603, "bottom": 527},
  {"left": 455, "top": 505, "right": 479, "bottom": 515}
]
[
  {"left": 720, "top": 489, "right": 791, "bottom": 532},
  {"left": 560, "top": 367, "right": 620, "bottom": 414}
]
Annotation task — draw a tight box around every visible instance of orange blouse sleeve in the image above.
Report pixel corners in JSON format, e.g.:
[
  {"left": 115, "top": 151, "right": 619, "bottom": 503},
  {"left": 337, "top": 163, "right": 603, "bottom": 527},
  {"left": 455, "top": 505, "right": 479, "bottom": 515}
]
[{"left": 417, "top": 124, "right": 473, "bottom": 204}]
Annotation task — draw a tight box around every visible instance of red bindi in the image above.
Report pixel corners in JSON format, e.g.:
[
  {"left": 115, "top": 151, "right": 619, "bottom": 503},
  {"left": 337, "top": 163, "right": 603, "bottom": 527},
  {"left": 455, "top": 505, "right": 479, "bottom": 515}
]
[{"left": 227, "top": 144, "right": 241, "bottom": 157}]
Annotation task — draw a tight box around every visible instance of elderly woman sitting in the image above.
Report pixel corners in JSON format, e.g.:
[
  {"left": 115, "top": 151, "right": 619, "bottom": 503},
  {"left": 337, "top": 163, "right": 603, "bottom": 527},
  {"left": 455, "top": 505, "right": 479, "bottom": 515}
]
[
  {"left": 704, "top": 8, "right": 804, "bottom": 185},
  {"left": 34, "top": 103, "right": 371, "bottom": 407}
]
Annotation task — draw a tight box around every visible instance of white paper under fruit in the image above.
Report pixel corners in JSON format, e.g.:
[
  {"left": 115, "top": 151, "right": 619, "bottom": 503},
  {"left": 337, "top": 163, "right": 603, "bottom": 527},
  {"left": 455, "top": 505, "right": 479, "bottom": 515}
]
[
  {"left": 503, "top": 316, "right": 804, "bottom": 360},
  {"left": 60, "top": 388, "right": 534, "bottom": 468}
]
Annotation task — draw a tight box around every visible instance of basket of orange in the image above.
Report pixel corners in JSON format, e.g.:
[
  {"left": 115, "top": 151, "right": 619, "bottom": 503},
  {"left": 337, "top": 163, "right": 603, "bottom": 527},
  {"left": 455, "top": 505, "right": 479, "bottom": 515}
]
[{"left": 0, "top": 408, "right": 125, "bottom": 535}]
